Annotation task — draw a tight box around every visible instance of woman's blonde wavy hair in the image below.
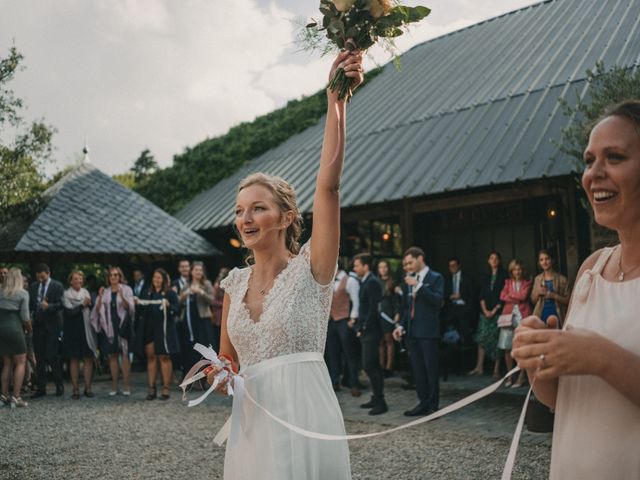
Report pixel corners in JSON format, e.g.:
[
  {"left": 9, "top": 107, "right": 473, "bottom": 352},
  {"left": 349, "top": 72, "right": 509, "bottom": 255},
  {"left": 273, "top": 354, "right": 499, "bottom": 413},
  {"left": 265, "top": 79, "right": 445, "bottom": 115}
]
[
  {"left": 1, "top": 268, "right": 24, "bottom": 297},
  {"left": 236, "top": 173, "right": 303, "bottom": 265}
]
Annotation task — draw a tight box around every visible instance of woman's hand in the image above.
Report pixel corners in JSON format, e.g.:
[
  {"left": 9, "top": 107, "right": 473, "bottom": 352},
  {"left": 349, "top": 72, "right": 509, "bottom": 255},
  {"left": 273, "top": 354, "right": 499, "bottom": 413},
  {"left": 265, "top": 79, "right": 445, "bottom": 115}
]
[
  {"left": 512, "top": 316, "right": 604, "bottom": 380},
  {"left": 206, "top": 366, "right": 232, "bottom": 395},
  {"left": 327, "top": 49, "right": 364, "bottom": 100}
]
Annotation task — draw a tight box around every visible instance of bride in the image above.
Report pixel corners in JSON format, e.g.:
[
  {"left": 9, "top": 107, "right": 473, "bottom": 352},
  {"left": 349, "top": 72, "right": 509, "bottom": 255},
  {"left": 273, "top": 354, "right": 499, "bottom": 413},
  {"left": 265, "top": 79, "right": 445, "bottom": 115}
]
[{"left": 207, "top": 50, "right": 363, "bottom": 479}]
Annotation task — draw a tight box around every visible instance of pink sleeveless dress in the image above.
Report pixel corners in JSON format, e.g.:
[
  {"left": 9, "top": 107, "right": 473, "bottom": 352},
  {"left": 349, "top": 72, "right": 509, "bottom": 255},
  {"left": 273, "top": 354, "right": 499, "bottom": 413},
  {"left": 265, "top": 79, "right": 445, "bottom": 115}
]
[{"left": 550, "top": 246, "right": 640, "bottom": 479}]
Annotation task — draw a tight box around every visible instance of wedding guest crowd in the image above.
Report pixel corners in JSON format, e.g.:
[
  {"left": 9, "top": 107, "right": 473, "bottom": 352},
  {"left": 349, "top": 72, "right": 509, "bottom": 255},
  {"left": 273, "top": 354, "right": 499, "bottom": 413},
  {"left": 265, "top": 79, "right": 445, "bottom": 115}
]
[{"left": 0, "top": 260, "right": 228, "bottom": 406}]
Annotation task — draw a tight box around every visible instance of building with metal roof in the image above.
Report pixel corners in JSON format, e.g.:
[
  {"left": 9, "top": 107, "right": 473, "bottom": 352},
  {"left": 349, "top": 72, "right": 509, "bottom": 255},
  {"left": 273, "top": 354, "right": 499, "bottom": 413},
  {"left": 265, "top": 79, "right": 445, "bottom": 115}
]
[
  {"left": 176, "top": 0, "right": 639, "bottom": 280},
  {"left": 0, "top": 158, "right": 220, "bottom": 264}
]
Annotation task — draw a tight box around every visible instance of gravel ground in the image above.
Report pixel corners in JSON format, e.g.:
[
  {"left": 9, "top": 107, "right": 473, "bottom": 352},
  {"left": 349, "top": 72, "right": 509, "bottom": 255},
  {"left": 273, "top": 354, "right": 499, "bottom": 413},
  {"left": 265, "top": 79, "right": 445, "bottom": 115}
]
[{"left": 0, "top": 373, "right": 550, "bottom": 479}]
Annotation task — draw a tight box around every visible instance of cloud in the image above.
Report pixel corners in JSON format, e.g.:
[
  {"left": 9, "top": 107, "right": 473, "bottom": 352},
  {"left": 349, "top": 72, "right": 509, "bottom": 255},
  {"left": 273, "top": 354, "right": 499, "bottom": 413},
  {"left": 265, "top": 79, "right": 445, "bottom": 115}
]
[{"left": 0, "top": 0, "right": 539, "bottom": 176}]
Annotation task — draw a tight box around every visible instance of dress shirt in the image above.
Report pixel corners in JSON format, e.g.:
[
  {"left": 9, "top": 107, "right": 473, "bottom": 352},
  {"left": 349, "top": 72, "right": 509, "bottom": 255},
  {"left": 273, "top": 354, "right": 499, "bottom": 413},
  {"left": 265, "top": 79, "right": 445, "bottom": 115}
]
[
  {"left": 38, "top": 278, "right": 51, "bottom": 304},
  {"left": 452, "top": 271, "right": 466, "bottom": 306},
  {"left": 334, "top": 270, "right": 359, "bottom": 319},
  {"left": 413, "top": 266, "right": 430, "bottom": 293}
]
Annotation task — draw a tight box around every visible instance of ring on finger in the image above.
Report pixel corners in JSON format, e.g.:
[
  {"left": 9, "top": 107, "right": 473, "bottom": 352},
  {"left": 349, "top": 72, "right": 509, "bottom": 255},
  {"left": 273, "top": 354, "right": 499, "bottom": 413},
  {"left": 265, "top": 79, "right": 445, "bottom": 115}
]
[{"left": 539, "top": 353, "right": 546, "bottom": 367}]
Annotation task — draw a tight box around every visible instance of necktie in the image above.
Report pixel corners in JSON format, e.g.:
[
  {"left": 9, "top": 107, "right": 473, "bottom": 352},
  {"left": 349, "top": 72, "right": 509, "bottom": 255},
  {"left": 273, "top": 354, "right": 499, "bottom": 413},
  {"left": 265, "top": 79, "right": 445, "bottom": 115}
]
[
  {"left": 39, "top": 282, "right": 46, "bottom": 302},
  {"left": 410, "top": 275, "right": 419, "bottom": 320}
]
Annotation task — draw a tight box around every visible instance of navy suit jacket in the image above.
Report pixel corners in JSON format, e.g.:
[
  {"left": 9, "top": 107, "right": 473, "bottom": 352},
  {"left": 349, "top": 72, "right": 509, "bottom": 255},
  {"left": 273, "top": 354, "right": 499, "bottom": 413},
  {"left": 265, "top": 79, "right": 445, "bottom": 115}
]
[
  {"left": 29, "top": 278, "right": 65, "bottom": 333},
  {"left": 356, "top": 273, "right": 383, "bottom": 335},
  {"left": 400, "top": 269, "right": 444, "bottom": 340}
]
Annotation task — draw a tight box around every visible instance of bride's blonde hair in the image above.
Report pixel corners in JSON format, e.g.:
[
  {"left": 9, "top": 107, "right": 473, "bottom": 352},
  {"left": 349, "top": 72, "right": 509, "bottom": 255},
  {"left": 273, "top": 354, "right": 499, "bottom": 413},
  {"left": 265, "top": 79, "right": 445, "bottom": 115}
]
[{"left": 236, "top": 173, "right": 303, "bottom": 265}]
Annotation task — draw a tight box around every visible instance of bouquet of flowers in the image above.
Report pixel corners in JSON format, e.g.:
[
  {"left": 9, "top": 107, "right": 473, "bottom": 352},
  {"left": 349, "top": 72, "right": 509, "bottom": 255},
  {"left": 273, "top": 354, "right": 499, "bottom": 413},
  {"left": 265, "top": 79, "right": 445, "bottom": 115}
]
[{"left": 300, "top": 0, "right": 431, "bottom": 101}]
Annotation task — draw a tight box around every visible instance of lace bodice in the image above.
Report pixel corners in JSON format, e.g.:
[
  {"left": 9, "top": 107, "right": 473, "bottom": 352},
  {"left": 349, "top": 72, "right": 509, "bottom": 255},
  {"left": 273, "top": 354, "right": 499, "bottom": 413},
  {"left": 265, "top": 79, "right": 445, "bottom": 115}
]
[{"left": 220, "top": 241, "right": 334, "bottom": 367}]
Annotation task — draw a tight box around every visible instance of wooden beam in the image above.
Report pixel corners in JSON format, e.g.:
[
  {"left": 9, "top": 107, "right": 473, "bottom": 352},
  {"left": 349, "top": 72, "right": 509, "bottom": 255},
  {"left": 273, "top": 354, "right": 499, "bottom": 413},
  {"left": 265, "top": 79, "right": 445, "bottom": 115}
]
[{"left": 410, "top": 181, "right": 565, "bottom": 214}]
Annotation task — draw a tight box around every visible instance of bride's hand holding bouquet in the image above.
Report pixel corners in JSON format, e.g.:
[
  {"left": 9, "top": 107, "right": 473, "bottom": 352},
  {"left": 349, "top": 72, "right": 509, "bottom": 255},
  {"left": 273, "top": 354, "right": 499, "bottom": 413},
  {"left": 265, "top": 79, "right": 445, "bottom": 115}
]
[
  {"left": 300, "top": 0, "right": 431, "bottom": 101},
  {"left": 327, "top": 48, "right": 364, "bottom": 102}
]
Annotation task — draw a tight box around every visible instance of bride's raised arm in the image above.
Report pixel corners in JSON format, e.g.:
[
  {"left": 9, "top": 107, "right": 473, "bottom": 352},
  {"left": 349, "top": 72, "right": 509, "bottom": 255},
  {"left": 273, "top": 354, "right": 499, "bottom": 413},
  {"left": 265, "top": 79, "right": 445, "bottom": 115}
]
[{"left": 310, "top": 50, "right": 363, "bottom": 284}]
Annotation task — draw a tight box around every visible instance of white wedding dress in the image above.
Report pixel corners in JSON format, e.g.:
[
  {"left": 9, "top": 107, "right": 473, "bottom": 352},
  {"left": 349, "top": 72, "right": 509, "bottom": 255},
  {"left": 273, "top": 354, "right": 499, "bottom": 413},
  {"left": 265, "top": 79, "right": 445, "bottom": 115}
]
[{"left": 219, "top": 241, "right": 352, "bottom": 479}]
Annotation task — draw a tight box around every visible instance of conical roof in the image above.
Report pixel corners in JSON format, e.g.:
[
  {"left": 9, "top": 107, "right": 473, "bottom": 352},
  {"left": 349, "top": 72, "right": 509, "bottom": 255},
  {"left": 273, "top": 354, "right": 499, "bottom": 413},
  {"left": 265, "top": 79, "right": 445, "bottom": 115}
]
[{"left": 0, "top": 162, "right": 218, "bottom": 257}]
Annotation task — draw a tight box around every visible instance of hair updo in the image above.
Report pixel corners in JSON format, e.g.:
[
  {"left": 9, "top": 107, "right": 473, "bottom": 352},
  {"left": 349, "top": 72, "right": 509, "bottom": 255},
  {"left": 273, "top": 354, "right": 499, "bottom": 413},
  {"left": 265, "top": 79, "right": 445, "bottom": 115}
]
[
  {"left": 236, "top": 173, "right": 303, "bottom": 265},
  {"left": 600, "top": 99, "right": 640, "bottom": 132}
]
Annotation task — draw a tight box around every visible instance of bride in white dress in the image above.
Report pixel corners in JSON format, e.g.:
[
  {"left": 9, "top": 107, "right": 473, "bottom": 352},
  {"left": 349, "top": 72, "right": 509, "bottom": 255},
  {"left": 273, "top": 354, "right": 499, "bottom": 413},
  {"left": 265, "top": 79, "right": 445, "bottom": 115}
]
[{"left": 207, "top": 51, "right": 364, "bottom": 480}]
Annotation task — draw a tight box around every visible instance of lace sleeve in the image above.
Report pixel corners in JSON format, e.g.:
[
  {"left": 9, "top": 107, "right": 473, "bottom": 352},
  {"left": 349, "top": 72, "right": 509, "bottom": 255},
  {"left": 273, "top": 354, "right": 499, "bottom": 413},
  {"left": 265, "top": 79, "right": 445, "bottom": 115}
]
[
  {"left": 220, "top": 268, "right": 238, "bottom": 297},
  {"left": 297, "top": 240, "right": 335, "bottom": 288}
]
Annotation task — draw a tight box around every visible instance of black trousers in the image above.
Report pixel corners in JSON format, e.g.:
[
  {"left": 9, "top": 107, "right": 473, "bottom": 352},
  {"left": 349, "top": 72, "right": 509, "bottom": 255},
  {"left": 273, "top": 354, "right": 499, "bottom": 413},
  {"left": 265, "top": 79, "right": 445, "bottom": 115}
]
[
  {"left": 446, "top": 304, "right": 473, "bottom": 341},
  {"left": 33, "top": 323, "right": 62, "bottom": 392},
  {"left": 361, "top": 330, "right": 385, "bottom": 402},
  {"left": 408, "top": 337, "right": 439, "bottom": 411},
  {"left": 326, "top": 318, "right": 359, "bottom": 388}
]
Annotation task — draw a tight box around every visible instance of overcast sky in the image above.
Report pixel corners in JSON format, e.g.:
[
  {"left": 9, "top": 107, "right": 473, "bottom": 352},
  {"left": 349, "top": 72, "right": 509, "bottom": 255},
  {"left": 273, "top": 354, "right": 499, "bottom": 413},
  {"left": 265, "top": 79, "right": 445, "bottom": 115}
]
[{"left": 1, "top": 0, "right": 538, "bottom": 176}]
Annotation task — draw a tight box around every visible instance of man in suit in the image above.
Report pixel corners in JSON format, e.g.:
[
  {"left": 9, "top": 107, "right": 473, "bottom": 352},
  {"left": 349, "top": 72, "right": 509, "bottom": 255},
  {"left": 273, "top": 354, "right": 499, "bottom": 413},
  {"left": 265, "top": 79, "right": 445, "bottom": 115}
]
[
  {"left": 352, "top": 253, "right": 387, "bottom": 415},
  {"left": 171, "top": 259, "right": 191, "bottom": 294},
  {"left": 29, "top": 263, "right": 65, "bottom": 397},
  {"left": 444, "top": 257, "right": 474, "bottom": 342},
  {"left": 131, "top": 268, "right": 146, "bottom": 298},
  {"left": 394, "top": 247, "right": 444, "bottom": 416}
]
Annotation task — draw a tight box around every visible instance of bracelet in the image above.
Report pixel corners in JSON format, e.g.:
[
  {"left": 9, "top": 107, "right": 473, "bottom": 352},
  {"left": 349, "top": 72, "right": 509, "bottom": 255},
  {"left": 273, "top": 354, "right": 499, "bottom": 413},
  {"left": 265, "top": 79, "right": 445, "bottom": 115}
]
[{"left": 218, "top": 353, "right": 238, "bottom": 374}]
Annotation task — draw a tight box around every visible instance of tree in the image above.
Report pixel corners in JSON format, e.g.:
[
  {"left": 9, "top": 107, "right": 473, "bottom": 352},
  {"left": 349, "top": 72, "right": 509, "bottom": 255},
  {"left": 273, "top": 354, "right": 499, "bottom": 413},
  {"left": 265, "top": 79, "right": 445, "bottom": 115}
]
[
  {"left": 113, "top": 171, "right": 136, "bottom": 189},
  {"left": 557, "top": 62, "right": 640, "bottom": 169},
  {"left": 0, "top": 45, "right": 56, "bottom": 222},
  {"left": 130, "top": 148, "right": 158, "bottom": 184}
]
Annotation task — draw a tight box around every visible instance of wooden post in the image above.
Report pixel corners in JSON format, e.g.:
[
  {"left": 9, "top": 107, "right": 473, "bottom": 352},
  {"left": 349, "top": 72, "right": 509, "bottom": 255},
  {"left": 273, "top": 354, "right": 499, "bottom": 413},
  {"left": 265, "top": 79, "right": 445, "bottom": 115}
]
[
  {"left": 562, "top": 177, "right": 580, "bottom": 282},
  {"left": 401, "top": 198, "right": 414, "bottom": 250}
]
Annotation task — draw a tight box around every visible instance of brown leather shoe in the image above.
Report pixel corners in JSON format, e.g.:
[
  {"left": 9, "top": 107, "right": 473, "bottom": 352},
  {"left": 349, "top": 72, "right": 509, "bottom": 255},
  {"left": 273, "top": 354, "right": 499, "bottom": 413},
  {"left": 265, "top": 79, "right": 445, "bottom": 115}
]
[{"left": 350, "top": 387, "right": 361, "bottom": 397}]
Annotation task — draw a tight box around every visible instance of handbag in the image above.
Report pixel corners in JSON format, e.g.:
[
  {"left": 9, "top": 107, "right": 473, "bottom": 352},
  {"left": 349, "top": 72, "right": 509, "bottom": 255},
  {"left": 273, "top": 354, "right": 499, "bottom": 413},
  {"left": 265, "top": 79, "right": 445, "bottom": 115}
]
[
  {"left": 497, "top": 313, "right": 514, "bottom": 328},
  {"left": 118, "top": 314, "right": 132, "bottom": 340}
]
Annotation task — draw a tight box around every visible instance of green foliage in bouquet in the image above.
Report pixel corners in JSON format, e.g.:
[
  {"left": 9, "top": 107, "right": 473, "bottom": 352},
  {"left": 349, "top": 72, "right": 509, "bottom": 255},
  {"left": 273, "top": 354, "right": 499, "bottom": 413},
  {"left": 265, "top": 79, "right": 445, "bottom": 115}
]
[{"left": 301, "top": 0, "right": 430, "bottom": 101}]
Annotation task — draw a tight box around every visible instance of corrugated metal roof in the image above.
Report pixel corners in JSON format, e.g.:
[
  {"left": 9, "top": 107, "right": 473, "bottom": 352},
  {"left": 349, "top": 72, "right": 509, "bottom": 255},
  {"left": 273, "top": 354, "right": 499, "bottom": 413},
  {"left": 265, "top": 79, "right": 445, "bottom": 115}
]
[
  {"left": 176, "top": 0, "right": 640, "bottom": 231},
  {"left": 0, "top": 163, "right": 219, "bottom": 256}
]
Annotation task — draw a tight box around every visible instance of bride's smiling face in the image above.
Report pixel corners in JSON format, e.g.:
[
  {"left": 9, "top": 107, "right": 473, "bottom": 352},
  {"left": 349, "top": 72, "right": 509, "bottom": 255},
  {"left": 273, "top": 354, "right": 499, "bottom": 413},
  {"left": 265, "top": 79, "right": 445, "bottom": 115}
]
[{"left": 235, "top": 184, "right": 290, "bottom": 249}]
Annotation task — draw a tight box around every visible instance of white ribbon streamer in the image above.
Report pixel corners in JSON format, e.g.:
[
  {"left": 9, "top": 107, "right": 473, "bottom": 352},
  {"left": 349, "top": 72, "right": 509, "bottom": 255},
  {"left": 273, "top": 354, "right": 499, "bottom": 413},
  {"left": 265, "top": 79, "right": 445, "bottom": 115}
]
[
  {"left": 180, "top": 343, "right": 233, "bottom": 407},
  {"left": 240, "top": 367, "right": 521, "bottom": 441},
  {"left": 135, "top": 298, "right": 169, "bottom": 352},
  {"left": 185, "top": 345, "right": 532, "bottom": 479}
]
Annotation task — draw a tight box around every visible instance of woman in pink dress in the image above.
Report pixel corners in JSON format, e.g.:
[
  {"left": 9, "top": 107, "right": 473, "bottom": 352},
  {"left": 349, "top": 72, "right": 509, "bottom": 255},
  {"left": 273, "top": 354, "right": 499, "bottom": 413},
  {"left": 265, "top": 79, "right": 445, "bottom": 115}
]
[
  {"left": 498, "top": 259, "right": 531, "bottom": 388},
  {"left": 512, "top": 100, "right": 640, "bottom": 479}
]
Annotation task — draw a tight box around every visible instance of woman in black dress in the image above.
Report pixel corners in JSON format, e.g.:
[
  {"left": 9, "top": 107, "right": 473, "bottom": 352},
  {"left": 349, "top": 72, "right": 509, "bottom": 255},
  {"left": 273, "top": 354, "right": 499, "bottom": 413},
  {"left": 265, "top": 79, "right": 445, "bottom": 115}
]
[
  {"left": 179, "top": 262, "right": 214, "bottom": 376},
  {"left": 377, "top": 260, "right": 398, "bottom": 376},
  {"left": 138, "top": 268, "right": 180, "bottom": 400},
  {"left": 62, "top": 271, "right": 97, "bottom": 399},
  {"left": 468, "top": 251, "right": 508, "bottom": 378}
]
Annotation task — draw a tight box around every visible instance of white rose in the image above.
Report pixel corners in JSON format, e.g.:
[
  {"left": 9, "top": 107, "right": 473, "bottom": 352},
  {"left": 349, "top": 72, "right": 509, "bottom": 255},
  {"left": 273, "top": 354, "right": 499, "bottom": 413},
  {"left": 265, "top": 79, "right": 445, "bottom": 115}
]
[{"left": 333, "top": 0, "right": 357, "bottom": 12}]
